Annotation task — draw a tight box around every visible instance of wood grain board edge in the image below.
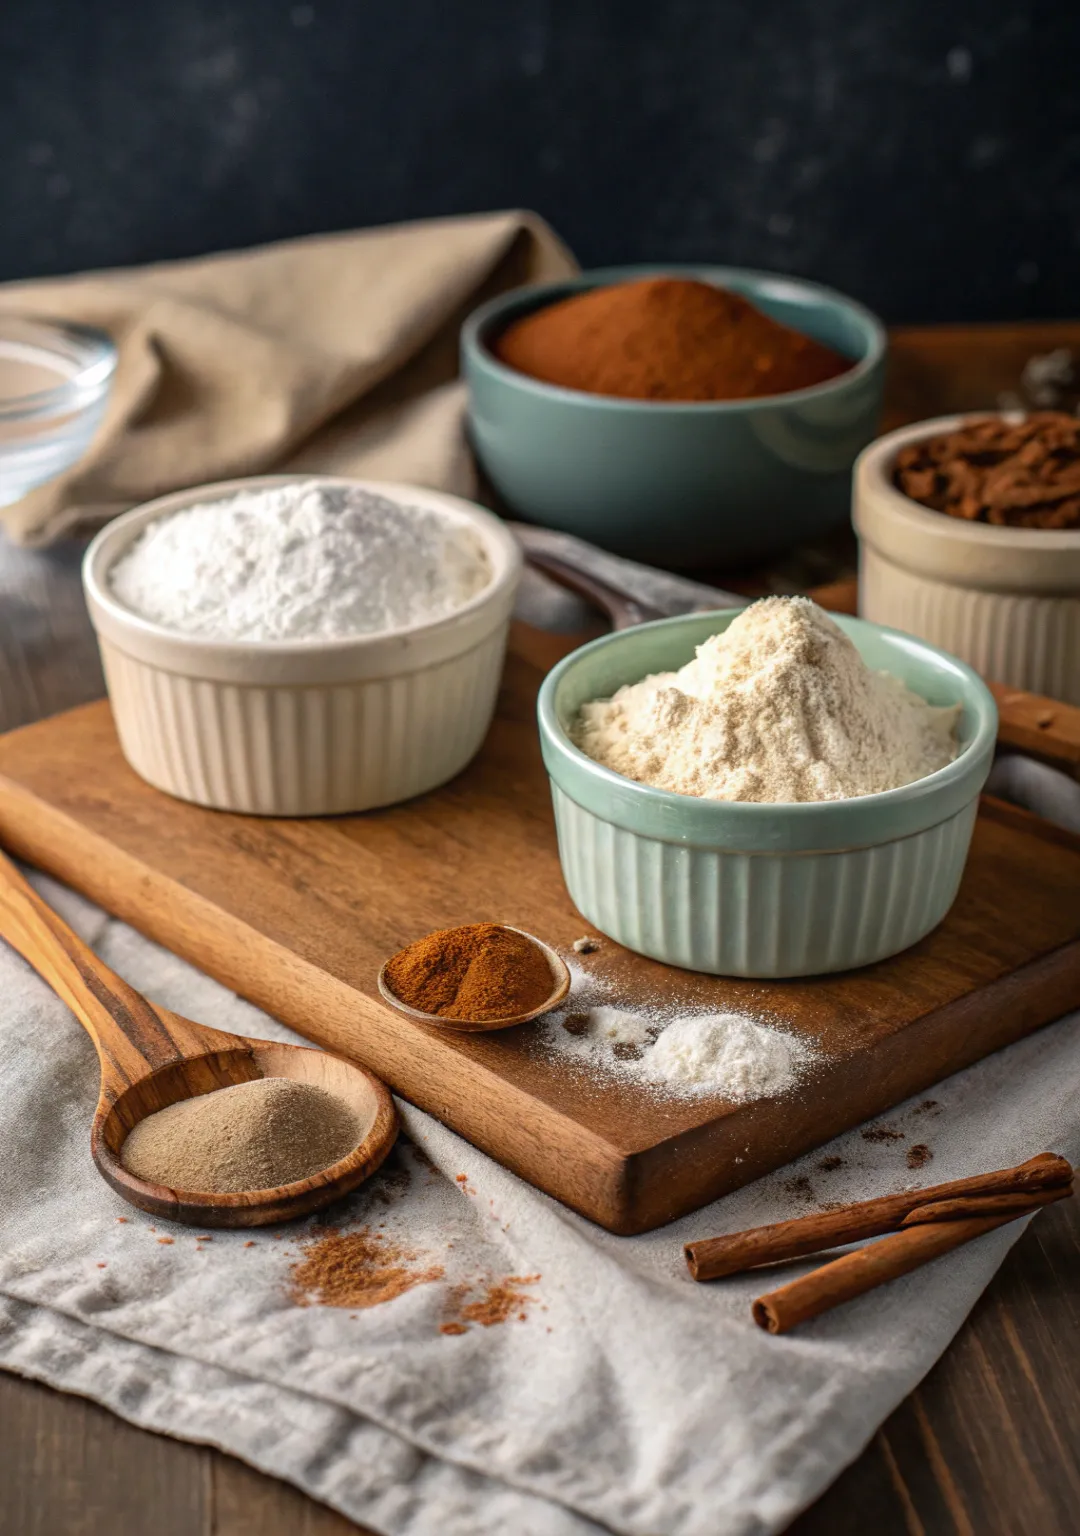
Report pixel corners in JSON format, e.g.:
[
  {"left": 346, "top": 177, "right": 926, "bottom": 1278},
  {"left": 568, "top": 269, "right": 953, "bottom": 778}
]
[
  {"left": 979, "top": 792, "right": 1080, "bottom": 850},
  {"left": 628, "top": 937, "right": 1080, "bottom": 1234},
  {"left": 0, "top": 773, "right": 634, "bottom": 1232}
]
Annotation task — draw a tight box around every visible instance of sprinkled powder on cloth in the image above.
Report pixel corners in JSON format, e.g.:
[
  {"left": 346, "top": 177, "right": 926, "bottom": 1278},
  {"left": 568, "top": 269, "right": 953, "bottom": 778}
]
[{"left": 291, "top": 1226, "right": 444, "bottom": 1309}]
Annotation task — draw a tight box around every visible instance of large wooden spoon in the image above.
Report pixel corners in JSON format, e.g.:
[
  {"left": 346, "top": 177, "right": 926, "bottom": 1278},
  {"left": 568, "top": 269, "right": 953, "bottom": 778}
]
[{"left": 0, "top": 848, "right": 398, "bottom": 1227}]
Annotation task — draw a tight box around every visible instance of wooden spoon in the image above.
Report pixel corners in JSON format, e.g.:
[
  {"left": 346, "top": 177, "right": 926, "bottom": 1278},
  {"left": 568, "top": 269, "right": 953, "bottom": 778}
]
[
  {"left": 376, "top": 925, "right": 570, "bottom": 1033},
  {"left": 0, "top": 848, "right": 398, "bottom": 1227}
]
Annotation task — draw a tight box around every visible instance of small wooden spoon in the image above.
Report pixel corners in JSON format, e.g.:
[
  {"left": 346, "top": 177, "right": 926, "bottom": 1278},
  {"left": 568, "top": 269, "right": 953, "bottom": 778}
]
[
  {"left": 377, "top": 925, "right": 570, "bottom": 1033},
  {"left": 0, "top": 848, "right": 398, "bottom": 1227}
]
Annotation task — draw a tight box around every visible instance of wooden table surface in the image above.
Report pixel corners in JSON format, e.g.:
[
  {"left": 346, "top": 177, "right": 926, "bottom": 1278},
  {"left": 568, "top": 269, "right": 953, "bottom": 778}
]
[{"left": 2, "top": 323, "right": 1079, "bottom": 1536}]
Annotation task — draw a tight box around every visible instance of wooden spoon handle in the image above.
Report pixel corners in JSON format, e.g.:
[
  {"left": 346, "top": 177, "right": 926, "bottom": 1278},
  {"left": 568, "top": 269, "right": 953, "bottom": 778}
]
[
  {"left": 0, "top": 847, "right": 236, "bottom": 1096},
  {"left": 988, "top": 684, "right": 1080, "bottom": 780}
]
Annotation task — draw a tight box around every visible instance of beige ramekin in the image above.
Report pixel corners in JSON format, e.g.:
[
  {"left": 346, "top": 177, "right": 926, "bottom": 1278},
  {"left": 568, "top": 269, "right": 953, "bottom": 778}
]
[
  {"left": 83, "top": 476, "right": 522, "bottom": 815},
  {"left": 854, "top": 417, "right": 1080, "bottom": 705}
]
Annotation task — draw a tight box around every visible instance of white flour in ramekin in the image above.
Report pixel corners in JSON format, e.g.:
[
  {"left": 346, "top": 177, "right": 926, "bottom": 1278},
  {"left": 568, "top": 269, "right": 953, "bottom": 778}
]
[
  {"left": 109, "top": 481, "right": 491, "bottom": 641},
  {"left": 574, "top": 596, "right": 959, "bottom": 802}
]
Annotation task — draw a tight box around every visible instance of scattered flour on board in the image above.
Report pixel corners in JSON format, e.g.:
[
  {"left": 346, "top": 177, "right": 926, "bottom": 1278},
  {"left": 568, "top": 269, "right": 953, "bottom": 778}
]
[
  {"left": 641, "top": 1013, "right": 805, "bottom": 1099},
  {"left": 573, "top": 596, "right": 960, "bottom": 803},
  {"left": 536, "top": 964, "right": 812, "bottom": 1102},
  {"left": 108, "top": 481, "right": 491, "bottom": 642}
]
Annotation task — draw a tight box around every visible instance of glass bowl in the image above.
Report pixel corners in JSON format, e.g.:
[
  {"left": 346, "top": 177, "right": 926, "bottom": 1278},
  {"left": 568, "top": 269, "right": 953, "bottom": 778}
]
[{"left": 0, "top": 315, "right": 117, "bottom": 507}]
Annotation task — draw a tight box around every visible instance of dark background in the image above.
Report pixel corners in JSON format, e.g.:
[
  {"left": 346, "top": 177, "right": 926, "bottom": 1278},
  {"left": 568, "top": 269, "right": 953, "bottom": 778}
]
[{"left": 1, "top": 0, "right": 1077, "bottom": 323}]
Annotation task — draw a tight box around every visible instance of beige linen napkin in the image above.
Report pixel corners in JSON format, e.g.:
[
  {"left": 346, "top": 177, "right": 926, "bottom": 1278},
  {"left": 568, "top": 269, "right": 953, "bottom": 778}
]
[{"left": 0, "top": 210, "right": 576, "bottom": 545}]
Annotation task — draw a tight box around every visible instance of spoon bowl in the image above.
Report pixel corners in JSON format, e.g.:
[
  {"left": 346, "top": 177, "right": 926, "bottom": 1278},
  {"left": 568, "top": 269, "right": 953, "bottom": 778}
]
[
  {"left": 96, "top": 1038, "right": 398, "bottom": 1228},
  {"left": 0, "top": 847, "right": 398, "bottom": 1227},
  {"left": 377, "top": 925, "right": 571, "bottom": 1033}
]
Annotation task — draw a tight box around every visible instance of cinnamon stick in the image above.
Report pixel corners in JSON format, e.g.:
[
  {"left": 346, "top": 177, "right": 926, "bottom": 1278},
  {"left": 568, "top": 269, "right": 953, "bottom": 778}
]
[
  {"left": 901, "top": 1185, "right": 1072, "bottom": 1225},
  {"left": 752, "top": 1207, "right": 1037, "bottom": 1334},
  {"left": 685, "top": 1153, "right": 1071, "bottom": 1281}
]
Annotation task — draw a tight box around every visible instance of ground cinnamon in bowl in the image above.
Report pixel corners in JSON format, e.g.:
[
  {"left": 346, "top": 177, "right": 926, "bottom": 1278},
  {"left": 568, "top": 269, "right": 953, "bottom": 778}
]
[
  {"left": 381, "top": 923, "right": 557, "bottom": 1023},
  {"left": 492, "top": 276, "right": 853, "bottom": 403}
]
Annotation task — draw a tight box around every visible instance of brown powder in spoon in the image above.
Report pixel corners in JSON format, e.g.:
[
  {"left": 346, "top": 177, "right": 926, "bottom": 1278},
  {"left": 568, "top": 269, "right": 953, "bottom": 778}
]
[
  {"left": 383, "top": 923, "right": 555, "bottom": 1021},
  {"left": 120, "top": 1077, "right": 364, "bottom": 1193}
]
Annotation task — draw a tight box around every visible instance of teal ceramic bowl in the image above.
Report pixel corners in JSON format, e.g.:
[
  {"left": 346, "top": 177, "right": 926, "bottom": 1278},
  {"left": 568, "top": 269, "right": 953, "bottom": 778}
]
[
  {"left": 538, "top": 612, "right": 997, "bottom": 977},
  {"left": 463, "top": 265, "right": 887, "bottom": 568}
]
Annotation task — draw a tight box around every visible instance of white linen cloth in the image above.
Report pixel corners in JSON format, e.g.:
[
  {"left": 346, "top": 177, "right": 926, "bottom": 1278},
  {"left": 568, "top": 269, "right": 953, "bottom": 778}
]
[{"left": 1, "top": 868, "right": 1077, "bottom": 1536}]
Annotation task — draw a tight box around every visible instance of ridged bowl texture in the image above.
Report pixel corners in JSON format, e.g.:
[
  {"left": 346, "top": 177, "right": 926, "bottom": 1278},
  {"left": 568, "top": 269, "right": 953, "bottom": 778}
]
[
  {"left": 538, "top": 610, "right": 997, "bottom": 977},
  {"left": 854, "top": 417, "right": 1080, "bottom": 705},
  {"left": 83, "top": 477, "right": 522, "bottom": 816}
]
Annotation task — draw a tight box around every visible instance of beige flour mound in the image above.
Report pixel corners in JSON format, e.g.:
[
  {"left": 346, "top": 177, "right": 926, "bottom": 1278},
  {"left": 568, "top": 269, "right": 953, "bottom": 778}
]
[
  {"left": 121, "top": 1077, "right": 364, "bottom": 1194},
  {"left": 574, "top": 597, "right": 959, "bottom": 803}
]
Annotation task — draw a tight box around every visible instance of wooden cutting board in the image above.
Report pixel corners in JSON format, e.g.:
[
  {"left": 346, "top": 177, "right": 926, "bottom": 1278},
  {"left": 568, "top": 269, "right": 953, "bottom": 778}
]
[{"left": 0, "top": 627, "right": 1077, "bottom": 1234}]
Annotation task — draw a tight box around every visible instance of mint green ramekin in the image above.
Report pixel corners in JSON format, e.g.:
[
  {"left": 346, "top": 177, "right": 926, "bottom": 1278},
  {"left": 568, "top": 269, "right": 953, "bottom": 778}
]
[
  {"left": 537, "top": 612, "right": 997, "bottom": 977},
  {"left": 462, "top": 266, "right": 886, "bottom": 568}
]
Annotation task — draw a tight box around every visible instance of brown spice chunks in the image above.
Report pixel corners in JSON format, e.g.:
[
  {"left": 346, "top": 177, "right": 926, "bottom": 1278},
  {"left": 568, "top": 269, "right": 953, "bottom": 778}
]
[{"left": 894, "top": 413, "right": 1080, "bottom": 529}]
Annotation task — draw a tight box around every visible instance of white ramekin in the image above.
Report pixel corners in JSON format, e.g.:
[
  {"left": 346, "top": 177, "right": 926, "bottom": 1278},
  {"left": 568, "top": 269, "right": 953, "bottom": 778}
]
[
  {"left": 83, "top": 476, "right": 522, "bottom": 815},
  {"left": 854, "top": 417, "right": 1080, "bottom": 705}
]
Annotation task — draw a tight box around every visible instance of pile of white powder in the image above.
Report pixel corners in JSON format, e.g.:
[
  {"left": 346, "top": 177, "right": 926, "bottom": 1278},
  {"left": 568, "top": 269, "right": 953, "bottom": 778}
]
[
  {"left": 642, "top": 1012, "right": 806, "bottom": 1098},
  {"left": 542, "top": 992, "right": 810, "bottom": 1102},
  {"left": 108, "top": 481, "right": 492, "bottom": 642},
  {"left": 573, "top": 596, "right": 960, "bottom": 803}
]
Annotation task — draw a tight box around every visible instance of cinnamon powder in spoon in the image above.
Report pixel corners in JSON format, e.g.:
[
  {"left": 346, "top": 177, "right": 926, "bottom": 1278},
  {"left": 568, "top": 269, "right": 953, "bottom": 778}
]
[{"left": 383, "top": 923, "right": 554, "bottom": 1021}]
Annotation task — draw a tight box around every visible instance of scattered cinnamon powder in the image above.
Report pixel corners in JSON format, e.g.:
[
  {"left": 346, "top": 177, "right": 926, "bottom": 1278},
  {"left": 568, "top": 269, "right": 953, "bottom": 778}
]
[
  {"left": 370, "top": 1162, "right": 411, "bottom": 1206},
  {"left": 913, "top": 1100, "right": 940, "bottom": 1116},
  {"left": 862, "top": 1125, "right": 905, "bottom": 1143},
  {"left": 407, "top": 1140, "right": 439, "bottom": 1176},
  {"left": 818, "top": 1155, "right": 846, "bottom": 1172},
  {"left": 907, "top": 1143, "right": 933, "bottom": 1169},
  {"left": 894, "top": 413, "right": 1080, "bottom": 528},
  {"left": 494, "top": 277, "right": 853, "bottom": 402},
  {"left": 383, "top": 923, "right": 555, "bottom": 1022},
  {"left": 291, "top": 1226, "right": 443, "bottom": 1309},
  {"left": 463, "top": 1276, "right": 540, "bottom": 1327},
  {"left": 441, "top": 1274, "right": 541, "bottom": 1334},
  {"left": 782, "top": 1176, "right": 815, "bottom": 1202}
]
